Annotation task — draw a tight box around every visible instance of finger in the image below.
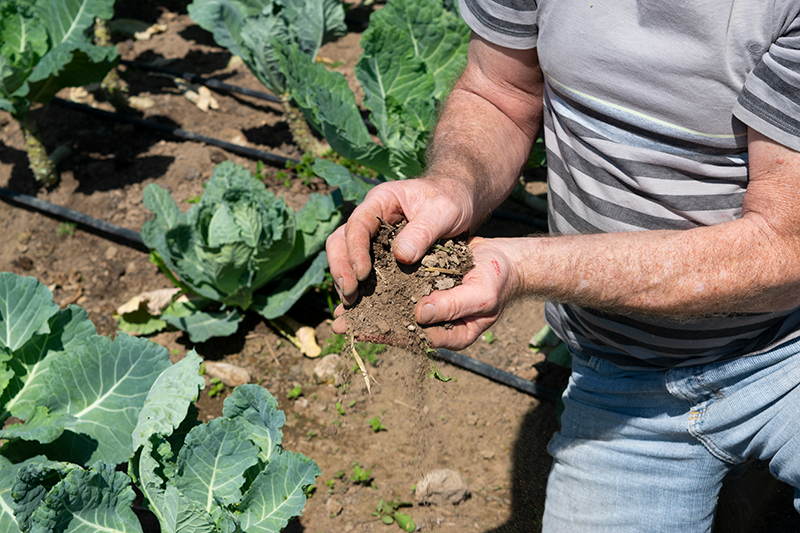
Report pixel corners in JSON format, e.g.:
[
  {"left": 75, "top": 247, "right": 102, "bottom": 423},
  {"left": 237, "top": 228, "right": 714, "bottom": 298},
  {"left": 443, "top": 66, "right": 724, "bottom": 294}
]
[
  {"left": 423, "top": 316, "right": 497, "bottom": 351},
  {"left": 332, "top": 316, "right": 349, "bottom": 335},
  {"left": 415, "top": 279, "right": 502, "bottom": 325},
  {"left": 392, "top": 196, "right": 471, "bottom": 264},
  {"left": 326, "top": 227, "right": 359, "bottom": 305}
]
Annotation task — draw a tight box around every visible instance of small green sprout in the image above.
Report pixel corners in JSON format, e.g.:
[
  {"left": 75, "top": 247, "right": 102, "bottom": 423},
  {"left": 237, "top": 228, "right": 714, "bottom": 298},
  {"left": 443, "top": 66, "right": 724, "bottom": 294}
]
[
  {"left": 336, "top": 402, "right": 346, "bottom": 415},
  {"left": 287, "top": 386, "right": 303, "bottom": 400},
  {"left": 56, "top": 222, "right": 76, "bottom": 237},
  {"left": 372, "top": 499, "right": 415, "bottom": 532},
  {"left": 484, "top": 330, "right": 497, "bottom": 344},
  {"left": 369, "top": 417, "right": 387, "bottom": 433},
  {"left": 351, "top": 463, "right": 371, "bottom": 485},
  {"left": 207, "top": 377, "right": 224, "bottom": 398}
]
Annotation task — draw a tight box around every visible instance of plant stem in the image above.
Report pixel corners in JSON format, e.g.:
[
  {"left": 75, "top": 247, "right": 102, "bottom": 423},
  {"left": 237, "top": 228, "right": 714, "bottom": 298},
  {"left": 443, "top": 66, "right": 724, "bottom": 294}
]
[
  {"left": 280, "top": 95, "right": 327, "bottom": 157},
  {"left": 21, "top": 114, "right": 59, "bottom": 186},
  {"left": 94, "top": 18, "right": 129, "bottom": 110}
]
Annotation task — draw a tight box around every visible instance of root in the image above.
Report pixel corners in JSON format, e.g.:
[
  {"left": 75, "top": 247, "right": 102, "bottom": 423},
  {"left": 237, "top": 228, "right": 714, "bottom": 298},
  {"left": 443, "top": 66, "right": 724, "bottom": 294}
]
[{"left": 350, "top": 333, "right": 378, "bottom": 396}]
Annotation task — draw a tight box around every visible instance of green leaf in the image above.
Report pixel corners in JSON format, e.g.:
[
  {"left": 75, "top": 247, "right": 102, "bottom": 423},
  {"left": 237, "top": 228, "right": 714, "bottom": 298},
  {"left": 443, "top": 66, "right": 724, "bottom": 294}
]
[
  {"left": 0, "top": 456, "right": 55, "bottom": 533},
  {"left": 26, "top": 41, "right": 117, "bottom": 104},
  {"left": 3, "top": 305, "right": 96, "bottom": 420},
  {"left": 114, "top": 310, "right": 168, "bottom": 336},
  {"left": 41, "top": 333, "right": 172, "bottom": 465},
  {"left": 237, "top": 451, "right": 321, "bottom": 532},
  {"left": 312, "top": 158, "right": 374, "bottom": 204},
  {"left": 134, "top": 439, "right": 217, "bottom": 533},
  {"left": 35, "top": 0, "right": 116, "bottom": 48},
  {"left": 222, "top": 384, "right": 285, "bottom": 463},
  {"left": 0, "top": 272, "right": 58, "bottom": 352},
  {"left": 132, "top": 350, "right": 205, "bottom": 451},
  {"left": 161, "top": 307, "right": 243, "bottom": 343},
  {"left": 173, "top": 417, "right": 260, "bottom": 512},
  {"left": 0, "top": 405, "right": 73, "bottom": 443},
  {"left": 22, "top": 462, "right": 143, "bottom": 533},
  {"left": 251, "top": 251, "right": 328, "bottom": 320},
  {"left": 394, "top": 511, "right": 416, "bottom": 532}
]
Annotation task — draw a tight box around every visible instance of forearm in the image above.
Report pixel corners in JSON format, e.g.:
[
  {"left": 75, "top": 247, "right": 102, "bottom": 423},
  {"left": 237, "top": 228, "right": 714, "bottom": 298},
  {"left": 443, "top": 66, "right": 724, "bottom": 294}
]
[
  {"left": 510, "top": 216, "right": 800, "bottom": 315},
  {"left": 423, "top": 35, "right": 544, "bottom": 229}
]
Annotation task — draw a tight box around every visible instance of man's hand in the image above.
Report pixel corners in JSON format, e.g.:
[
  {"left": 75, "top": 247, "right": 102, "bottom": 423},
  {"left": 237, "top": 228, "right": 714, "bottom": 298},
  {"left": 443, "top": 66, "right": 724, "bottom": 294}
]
[
  {"left": 413, "top": 237, "right": 522, "bottom": 350},
  {"left": 325, "top": 176, "right": 475, "bottom": 306}
]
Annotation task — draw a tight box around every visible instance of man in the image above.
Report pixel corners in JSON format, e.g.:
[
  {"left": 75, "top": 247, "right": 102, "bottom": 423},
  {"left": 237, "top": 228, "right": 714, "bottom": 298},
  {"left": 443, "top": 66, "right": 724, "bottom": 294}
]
[{"left": 327, "top": 1, "right": 800, "bottom": 530}]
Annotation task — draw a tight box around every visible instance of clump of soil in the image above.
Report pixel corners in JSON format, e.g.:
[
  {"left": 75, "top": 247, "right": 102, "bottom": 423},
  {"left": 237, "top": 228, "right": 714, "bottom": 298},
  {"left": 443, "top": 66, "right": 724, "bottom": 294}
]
[{"left": 341, "top": 220, "right": 474, "bottom": 354}]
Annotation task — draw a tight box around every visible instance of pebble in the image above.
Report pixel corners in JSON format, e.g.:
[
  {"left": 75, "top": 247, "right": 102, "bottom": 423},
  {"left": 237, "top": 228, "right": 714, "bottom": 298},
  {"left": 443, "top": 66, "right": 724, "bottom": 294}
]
[
  {"left": 325, "top": 498, "right": 343, "bottom": 517},
  {"left": 203, "top": 361, "right": 251, "bottom": 387},
  {"left": 415, "top": 469, "right": 470, "bottom": 506}
]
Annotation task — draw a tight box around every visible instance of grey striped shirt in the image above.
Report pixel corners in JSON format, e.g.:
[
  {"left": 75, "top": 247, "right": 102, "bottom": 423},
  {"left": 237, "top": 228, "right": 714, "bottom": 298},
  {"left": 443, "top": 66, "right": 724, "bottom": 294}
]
[{"left": 459, "top": 0, "right": 800, "bottom": 367}]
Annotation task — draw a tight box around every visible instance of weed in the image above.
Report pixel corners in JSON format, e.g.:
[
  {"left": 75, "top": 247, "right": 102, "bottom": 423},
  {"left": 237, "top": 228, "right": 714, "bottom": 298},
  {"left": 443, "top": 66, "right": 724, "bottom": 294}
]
[
  {"left": 484, "top": 330, "right": 497, "bottom": 344},
  {"left": 320, "top": 334, "right": 386, "bottom": 364},
  {"left": 185, "top": 195, "right": 201, "bottom": 204},
  {"left": 207, "top": 377, "right": 224, "bottom": 398},
  {"left": 373, "top": 499, "right": 415, "bottom": 532},
  {"left": 56, "top": 222, "right": 76, "bottom": 237},
  {"left": 306, "top": 430, "right": 317, "bottom": 440},
  {"left": 369, "top": 417, "right": 387, "bottom": 433},
  {"left": 336, "top": 402, "right": 346, "bottom": 415},
  {"left": 287, "top": 386, "right": 303, "bottom": 400},
  {"left": 351, "top": 463, "right": 371, "bottom": 485}
]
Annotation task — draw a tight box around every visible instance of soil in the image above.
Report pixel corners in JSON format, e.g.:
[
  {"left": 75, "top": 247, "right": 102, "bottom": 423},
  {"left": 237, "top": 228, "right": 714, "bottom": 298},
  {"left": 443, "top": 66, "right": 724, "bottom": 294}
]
[
  {"left": 1, "top": 2, "right": 798, "bottom": 532},
  {"left": 341, "top": 222, "right": 473, "bottom": 354}
]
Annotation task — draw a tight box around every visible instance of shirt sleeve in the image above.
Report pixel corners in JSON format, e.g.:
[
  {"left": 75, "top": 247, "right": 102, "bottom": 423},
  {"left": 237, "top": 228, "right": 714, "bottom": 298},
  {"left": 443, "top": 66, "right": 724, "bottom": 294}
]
[
  {"left": 733, "top": 8, "right": 800, "bottom": 153},
  {"left": 457, "top": 0, "right": 539, "bottom": 50}
]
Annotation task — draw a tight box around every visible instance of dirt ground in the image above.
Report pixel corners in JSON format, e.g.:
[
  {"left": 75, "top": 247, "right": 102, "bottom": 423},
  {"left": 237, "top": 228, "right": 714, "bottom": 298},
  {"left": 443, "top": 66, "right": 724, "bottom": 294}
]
[{"left": 1, "top": 2, "right": 799, "bottom": 532}]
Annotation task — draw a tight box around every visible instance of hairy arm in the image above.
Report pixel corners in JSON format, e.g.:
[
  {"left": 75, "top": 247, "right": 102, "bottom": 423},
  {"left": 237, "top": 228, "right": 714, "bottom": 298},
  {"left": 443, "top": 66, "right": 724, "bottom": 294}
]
[{"left": 421, "top": 127, "right": 800, "bottom": 347}]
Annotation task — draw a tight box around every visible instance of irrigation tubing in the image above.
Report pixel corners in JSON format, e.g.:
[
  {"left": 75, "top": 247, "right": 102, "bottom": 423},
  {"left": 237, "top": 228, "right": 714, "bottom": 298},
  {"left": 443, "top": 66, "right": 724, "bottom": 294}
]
[
  {"left": 0, "top": 189, "right": 555, "bottom": 399},
  {"left": 52, "top": 98, "right": 297, "bottom": 168},
  {"left": 0, "top": 187, "right": 148, "bottom": 253},
  {"left": 119, "top": 60, "right": 377, "bottom": 132},
  {"left": 435, "top": 348, "right": 560, "bottom": 401},
  {"left": 119, "top": 59, "right": 281, "bottom": 103},
  {"left": 53, "top": 98, "right": 548, "bottom": 229}
]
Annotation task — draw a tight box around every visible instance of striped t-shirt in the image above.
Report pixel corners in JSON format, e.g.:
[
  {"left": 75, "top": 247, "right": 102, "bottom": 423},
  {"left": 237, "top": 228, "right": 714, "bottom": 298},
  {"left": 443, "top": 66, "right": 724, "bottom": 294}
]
[{"left": 458, "top": 0, "right": 800, "bottom": 368}]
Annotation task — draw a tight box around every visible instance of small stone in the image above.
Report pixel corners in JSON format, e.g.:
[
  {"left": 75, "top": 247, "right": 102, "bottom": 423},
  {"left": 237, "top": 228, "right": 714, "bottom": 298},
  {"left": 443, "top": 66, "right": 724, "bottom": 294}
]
[
  {"left": 481, "top": 450, "right": 495, "bottom": 460},
  {"left": 104, "top": 246, "right": 118, "bottom": 260},
  {"left": 415, "top": 469, "right": 470, "bottom": 506},
  {"left": 435, "top": 278, "right": 455, "bottom": 291},
  {"left": 314, "top": 354, "right": 343, "bottom": 385},
  {"left": 185, "top": 166, "right": 202, "bottom": 180},
  {"left": 210, "top": 150, "right": 227, "bottom": 163},
  {"left": 465, "top": 413, "right": 479, "bottom": 426},
  {"left": 421, "top": 255, "right": 437, "bottom": 268},
  {"left": 407, "top": 324, "right": 416, "bottom": 331},
  {"left": 203, "top": 361, "right": 251, "bottom": 387},
  {"left": 325, "top": 498, "right": 343, "bottom": 517}
]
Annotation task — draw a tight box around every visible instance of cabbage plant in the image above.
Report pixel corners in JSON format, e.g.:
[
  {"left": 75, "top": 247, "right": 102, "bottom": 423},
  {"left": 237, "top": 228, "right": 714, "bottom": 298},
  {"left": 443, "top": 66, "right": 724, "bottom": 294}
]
[
  {"left": 139, "top": 161, "right": 341, "bottom": 342},
  {"left": 0, "top": 273, "right": 319, "bottom": 533},
  {"left": 278, "top": 0, "right": 470, "bottom": 180},
  {"left": 187, "top": 0, "right": 347, "bottom": 155},
  {"left": 0, "top": 0, "right": 118, "bottom": 185}
]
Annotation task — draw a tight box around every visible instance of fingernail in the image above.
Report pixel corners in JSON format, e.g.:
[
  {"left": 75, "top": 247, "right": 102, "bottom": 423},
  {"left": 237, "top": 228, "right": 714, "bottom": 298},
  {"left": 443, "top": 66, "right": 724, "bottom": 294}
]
[
  {"left": 420, "top": 303, "right": 436, "bottom": 324},
  {"left": 351, "top": 262, "right": 359, "bottom": 277},
  {"left": 335, "top": 277, "right": 344, "bottom": 292},
  {"left": 395, "top": 240, "right": 417, "bottom": 262}
]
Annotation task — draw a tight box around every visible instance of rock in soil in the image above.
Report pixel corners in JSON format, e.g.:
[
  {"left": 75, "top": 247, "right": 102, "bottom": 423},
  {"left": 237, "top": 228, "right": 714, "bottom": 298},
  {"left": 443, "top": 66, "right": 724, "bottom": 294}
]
[
  {"left": 202, "top": 361, "right": 251, "bottom": 387},
  {"left": 415, "top": 468, "right": 471, "bottom": 506},
  {"left": 341, "top": 221, "right": 473, "bottom": 354}
]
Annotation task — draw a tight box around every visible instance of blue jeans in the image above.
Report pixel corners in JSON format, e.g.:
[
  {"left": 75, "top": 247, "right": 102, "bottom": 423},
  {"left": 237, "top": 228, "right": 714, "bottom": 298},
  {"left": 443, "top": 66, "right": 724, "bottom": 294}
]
[{"left": 542, "top": 337, "right": 800, "bottom": 532}]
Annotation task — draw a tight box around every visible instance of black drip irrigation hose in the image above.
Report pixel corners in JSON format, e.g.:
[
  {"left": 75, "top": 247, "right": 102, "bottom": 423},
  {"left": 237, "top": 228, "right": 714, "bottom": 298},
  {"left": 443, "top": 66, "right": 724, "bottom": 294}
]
[
  {"left": 119, "top": 60, "right": 378, "bottom": 133},
  {"left": 52, "top": 98, "right": 296, "bottom": 168},
  {"left": 0, "top": 187, "right": 148, "bottom": 253},
  {"left": 436, "top": 348, "right": 559, "bottom": 401},
  {"left": 119, "top": 59, "right": 281, "bottom": 104},
  {"left": 53, "top": 98, "right": 549, "bottom": 229}
]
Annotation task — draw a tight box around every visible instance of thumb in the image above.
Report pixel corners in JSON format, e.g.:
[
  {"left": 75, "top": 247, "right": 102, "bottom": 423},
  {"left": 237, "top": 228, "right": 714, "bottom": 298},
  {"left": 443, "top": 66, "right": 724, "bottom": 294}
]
[{"left": 392, "top": 212, "right": 459, "bottom": 264}]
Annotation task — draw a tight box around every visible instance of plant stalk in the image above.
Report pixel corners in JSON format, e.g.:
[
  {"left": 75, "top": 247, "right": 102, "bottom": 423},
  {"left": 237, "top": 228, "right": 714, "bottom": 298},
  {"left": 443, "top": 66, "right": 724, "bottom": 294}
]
[
  {"left": 280, "top": 95, "right": 327, "bottom": 158},
  {"left": 94, "top": 18, "right": 129, "bottom": 110},
  {"left": 21, "top": 114, "right": 60, "bottom": 186}
]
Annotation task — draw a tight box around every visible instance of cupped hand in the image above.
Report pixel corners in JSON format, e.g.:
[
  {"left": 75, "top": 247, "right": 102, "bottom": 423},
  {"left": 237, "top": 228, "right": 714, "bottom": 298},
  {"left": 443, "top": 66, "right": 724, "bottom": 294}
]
[
  {"left": 413, "top": 236, "right": 521, "bottom": 350},
  {"left": 326, "top": 177, "right": 475, "bottom": 306}
]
